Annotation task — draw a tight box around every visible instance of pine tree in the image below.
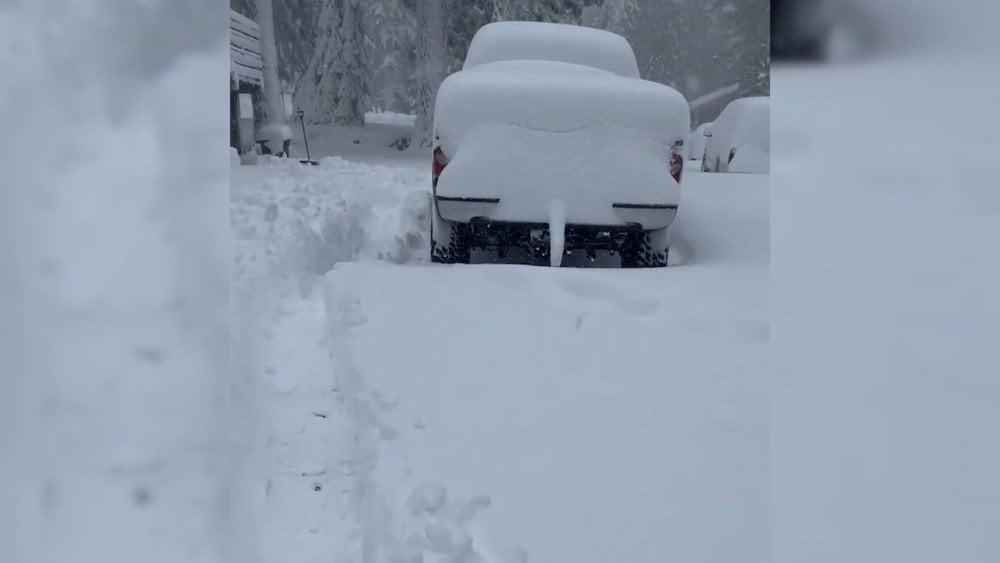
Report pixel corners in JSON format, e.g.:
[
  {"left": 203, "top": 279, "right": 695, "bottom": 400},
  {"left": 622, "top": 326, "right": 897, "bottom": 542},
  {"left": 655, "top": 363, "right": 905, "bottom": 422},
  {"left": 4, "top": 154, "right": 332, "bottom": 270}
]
[
  {"left": 581, "top": 0, "right": 637, "bottom": 33},
  {"left": 366, "top": 0, "right": 417, "bottom": 112},
  {"left": 273, "top": 0, "right": 323, "bottom": 91},
  {"left": 296, "top": 0, "right": 368, "bottom": 125},
  {"left": 334, "top": 0, "right": 368, "bottom": 126},
  {"left": 732, "top": 0, "right": 770, "bottom": 96},
  {"left": 231, "top": 0, "right": 257, "bottom": 19},
  {"left": 413, "top": 0, "right": 447, "bottom": 146}
]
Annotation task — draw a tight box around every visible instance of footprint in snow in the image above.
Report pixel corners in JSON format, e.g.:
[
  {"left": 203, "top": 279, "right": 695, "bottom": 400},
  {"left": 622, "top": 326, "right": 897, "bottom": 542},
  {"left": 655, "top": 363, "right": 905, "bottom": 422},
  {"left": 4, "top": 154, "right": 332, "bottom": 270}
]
[{"left": 398, "top": 483, "right": 524, "bottom": 561}]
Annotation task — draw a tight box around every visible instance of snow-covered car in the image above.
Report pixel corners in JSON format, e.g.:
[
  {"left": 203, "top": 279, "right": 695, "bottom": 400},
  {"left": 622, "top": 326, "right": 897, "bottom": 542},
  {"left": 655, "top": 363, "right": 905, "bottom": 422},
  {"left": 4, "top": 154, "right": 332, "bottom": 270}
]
[
  {"left": 686, "top": 122, "right": 712, "bottom": 161},
  {"left": 430, "top": 22, "right": 690, "bottom": 267},
  {"left": 700, "top": 97, "right": 769, "bottom": 174}
]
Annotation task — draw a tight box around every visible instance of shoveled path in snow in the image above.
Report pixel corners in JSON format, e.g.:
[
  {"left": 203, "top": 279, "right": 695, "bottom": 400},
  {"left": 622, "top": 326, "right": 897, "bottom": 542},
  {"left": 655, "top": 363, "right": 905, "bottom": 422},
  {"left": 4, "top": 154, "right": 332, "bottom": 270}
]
[
  {"left": 325, "top": 171, "right": 768, "bottom": 563},
  {"left": 232, "top": 153, "right": 768, "bottom": 562}
]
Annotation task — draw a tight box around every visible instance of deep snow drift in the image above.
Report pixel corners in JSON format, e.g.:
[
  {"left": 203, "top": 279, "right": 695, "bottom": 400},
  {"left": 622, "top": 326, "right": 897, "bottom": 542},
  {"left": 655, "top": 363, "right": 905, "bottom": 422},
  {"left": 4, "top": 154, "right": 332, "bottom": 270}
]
[
  {"left": 231, "top": 141, "right": 768, "bottom": 561},
  {"left": 231, "top": 155, "right": 430, "bottom": 292}
]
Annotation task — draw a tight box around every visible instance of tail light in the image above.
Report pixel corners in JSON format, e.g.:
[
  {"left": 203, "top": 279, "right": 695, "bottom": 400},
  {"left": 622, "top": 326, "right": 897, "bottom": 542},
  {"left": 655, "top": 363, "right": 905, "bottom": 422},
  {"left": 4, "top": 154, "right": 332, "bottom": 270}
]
[
  {"left": 670, "top": 150, "right": 684, "bottom": 183},
  {"left": 432, "top": 146, "right": 448, "bottom": 186}
]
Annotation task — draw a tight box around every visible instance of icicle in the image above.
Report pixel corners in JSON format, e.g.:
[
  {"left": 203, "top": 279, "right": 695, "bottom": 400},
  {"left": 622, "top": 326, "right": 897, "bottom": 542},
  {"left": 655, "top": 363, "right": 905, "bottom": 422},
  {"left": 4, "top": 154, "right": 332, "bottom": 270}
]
[{"left": 548, "top": 200, "right": 566, "bottom": 267}]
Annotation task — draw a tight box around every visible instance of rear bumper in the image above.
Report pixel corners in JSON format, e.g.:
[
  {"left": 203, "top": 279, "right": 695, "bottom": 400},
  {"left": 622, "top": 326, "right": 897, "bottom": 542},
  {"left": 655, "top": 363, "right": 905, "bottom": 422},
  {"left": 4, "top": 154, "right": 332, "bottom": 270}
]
[
  {"left": 435, "top": 196, "right": 678, "bottom": 230},
  {"left": 468, "top": 218, "right": 644, "bottom": 253},
  {"left": 611, "top": 203, "right": 678, "bottom": 229},
  {"left": 434, "top": 196, "right": 501, "bottom": 223}
]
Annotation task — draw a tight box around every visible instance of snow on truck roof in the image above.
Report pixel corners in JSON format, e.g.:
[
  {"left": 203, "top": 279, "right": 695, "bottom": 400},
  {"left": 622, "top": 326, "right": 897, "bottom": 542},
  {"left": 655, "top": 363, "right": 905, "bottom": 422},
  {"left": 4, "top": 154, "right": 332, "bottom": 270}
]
[
  {"left": 435, "top": 59, "right": 690, "bottom": 150},
  {"left": 463, "top": 21, "right": 641, "bottom": 78}
]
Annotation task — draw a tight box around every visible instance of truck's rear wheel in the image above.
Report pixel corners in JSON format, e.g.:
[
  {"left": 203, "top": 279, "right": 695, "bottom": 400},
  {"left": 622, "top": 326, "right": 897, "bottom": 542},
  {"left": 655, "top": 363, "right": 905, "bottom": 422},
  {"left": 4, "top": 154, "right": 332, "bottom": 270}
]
[
  {"left": 621, "top": 228, "right": 669, "bottom": 268},
  {"left": 430, "top": 201, "right": 471, "bottom": 264}
]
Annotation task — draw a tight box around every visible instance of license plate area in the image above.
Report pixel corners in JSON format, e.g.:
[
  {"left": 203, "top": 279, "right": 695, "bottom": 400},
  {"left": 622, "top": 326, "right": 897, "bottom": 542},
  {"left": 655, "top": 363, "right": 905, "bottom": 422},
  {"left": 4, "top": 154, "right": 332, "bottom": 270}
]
[{"left": 469, "top": 219, "right": 641, "bottom": 253}]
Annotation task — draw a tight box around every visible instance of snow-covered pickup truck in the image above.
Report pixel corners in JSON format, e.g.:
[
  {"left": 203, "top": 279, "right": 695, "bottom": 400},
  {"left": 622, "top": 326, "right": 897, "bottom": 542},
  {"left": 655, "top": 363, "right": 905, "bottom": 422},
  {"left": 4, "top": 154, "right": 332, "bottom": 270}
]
[{"left": 430, "top": 22, "right": 690, "bottom": 267}]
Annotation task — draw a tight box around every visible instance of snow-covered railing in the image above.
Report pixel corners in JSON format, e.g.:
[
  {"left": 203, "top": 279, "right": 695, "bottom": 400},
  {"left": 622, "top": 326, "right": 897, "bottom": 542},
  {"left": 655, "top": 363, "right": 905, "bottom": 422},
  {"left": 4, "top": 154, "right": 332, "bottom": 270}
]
[{"left": 231, "top": 9, "right": 263, "bottom": 87}]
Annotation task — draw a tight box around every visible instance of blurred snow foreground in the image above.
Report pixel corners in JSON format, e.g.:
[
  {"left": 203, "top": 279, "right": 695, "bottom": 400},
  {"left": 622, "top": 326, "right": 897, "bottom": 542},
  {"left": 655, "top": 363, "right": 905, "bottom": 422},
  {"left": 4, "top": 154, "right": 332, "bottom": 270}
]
[
  {"left": 0, "top": 2, "right": 228, "bottom": 562},
  {"left": 232, "top": 141, "right": 769, "bottom": 561},
  {"left": 771, "top": 1, "right": 1000, "bottom": 563}
]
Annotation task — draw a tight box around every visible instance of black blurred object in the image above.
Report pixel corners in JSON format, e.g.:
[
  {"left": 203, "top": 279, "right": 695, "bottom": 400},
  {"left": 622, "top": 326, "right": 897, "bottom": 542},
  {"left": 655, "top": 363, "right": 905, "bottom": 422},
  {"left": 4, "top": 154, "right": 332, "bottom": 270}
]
[{"left": 771, "top": 0, "right": 831, "bottom": 61}]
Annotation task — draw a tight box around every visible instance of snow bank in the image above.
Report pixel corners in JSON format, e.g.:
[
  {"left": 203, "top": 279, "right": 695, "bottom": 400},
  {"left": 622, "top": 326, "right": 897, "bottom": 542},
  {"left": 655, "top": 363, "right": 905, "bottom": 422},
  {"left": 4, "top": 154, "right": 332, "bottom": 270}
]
[
  {"left": 231, "top": 157, "right": 430, "bottom": 298},
  {"left": 463, "top": 21, "right": 640, "bottom": 78},
  {"left": 729, "top": 145, "right": 770, "bottom": 174},
  {"left": 435, "top": 59, "right": 689, "bottom": 154}
]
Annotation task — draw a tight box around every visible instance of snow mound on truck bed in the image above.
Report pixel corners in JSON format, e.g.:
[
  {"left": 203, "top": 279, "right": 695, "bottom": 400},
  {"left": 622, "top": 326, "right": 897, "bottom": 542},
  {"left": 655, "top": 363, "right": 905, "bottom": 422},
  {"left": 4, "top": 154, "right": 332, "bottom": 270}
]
[
  {"left": 464, "top": 21, "right": 641, "bottom": 78},
  {"left": 437, "top": 123, "right": 678, "bottom": 225},
  {"left": 435, "top": 60, "right": 689, "bottom": 153}
]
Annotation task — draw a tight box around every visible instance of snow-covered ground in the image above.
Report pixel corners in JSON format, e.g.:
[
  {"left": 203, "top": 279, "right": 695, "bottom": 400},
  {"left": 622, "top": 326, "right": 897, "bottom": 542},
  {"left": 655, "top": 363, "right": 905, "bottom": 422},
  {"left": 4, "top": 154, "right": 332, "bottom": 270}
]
[
  {"left": 771, "top": 1, "right": 1000, "bottom": 562},
  {"left": 287, "top": 112, "right": 425, "bottom": 166},
  {"left": 232, "top": 129, "right": 768, "bottom": 561}
]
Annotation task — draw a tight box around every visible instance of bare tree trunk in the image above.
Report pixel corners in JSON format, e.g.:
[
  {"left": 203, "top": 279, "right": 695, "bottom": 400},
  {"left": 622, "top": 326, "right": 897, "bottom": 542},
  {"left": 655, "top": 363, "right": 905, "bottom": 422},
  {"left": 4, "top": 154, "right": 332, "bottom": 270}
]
[
  {"left": 335, "top": 0, "right": 367, "bottom": 127},
  {"left": 413, "top": 0, "right": 446, "bottom": 147}
]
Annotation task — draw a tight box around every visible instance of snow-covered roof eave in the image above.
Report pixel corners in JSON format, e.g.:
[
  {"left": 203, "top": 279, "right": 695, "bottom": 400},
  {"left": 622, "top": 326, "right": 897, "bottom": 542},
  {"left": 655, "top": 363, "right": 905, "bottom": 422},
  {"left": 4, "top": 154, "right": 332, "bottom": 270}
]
[{"left": 230, "top": 9, "right": 263, "bottom": 88}]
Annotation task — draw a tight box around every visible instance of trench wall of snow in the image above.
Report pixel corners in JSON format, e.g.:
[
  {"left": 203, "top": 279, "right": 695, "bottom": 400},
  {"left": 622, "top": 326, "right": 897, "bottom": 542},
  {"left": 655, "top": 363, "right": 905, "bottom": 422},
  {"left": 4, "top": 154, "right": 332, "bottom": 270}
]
[
  {"left": 231, "top": 156, "right": 431, "bottom": 297},
  {"left": 230, "top": 155, "right": 533, "bottom": 561}
]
